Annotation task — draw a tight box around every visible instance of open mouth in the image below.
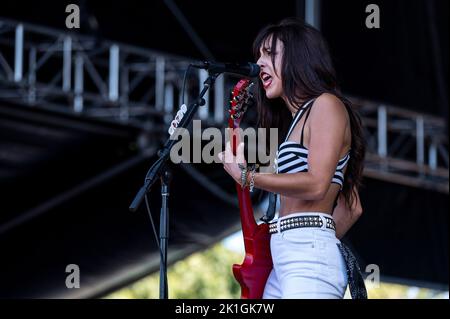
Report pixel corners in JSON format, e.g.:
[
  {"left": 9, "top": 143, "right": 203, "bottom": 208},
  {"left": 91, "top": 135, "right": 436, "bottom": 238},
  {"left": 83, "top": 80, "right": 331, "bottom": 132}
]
[{"left": 260, "top": 72, "right": 273, "bottom": 89}]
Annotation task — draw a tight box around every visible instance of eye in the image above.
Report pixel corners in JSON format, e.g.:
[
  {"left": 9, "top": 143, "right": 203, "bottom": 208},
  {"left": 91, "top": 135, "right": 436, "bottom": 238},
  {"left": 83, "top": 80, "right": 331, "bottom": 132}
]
[{"left": 265, "top": 48, "right": 278, "bottom": 58}]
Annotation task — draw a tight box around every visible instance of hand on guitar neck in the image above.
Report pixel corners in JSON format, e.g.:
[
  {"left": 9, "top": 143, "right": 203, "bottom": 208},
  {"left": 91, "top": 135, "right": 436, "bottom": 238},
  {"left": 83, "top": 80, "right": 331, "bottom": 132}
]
[{"left": 218, "top": 141, "right": 247, "bottom": 186}]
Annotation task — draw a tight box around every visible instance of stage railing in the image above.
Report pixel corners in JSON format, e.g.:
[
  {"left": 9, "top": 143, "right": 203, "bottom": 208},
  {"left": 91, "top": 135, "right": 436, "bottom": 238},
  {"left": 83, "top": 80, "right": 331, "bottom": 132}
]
[
  {"left": 0, "top": 18, "right": 226, "bottom": 128},
  {"left": 352, "top": 96, "right": 448, "bottom": 193}
]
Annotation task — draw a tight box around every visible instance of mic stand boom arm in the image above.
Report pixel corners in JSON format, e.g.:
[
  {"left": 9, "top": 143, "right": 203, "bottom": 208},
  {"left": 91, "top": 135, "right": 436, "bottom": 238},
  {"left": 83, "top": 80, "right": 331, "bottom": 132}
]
[
  {"left": 129, "top": 72, "right": 219, "bottom": 212},
  {"left": 128, "top": 72, "right": 220, "bottom": 299}
]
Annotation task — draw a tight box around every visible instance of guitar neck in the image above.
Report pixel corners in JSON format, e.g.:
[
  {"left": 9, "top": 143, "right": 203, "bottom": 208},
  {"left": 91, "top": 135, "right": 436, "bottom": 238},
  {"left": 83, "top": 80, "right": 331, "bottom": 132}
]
[{"left": 229, "top": 127, "right": 257, "bottom": 235}]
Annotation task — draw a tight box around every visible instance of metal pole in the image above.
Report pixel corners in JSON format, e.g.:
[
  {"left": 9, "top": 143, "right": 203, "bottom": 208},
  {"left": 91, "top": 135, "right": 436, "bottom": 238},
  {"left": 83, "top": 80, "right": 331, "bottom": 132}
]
[
  {"left": 416, "top": 116, "right": 425, "bottom": 167},
  {"left": 164, "top": 83, "right": 174, "bottom": 124},
  {"left": 159, "top": 169, "right": 171, "bottom": 299},
  {"left": 109, "top": 44, "right": 119, "bottom": 102},
  {"left": 14, "top": 24, "right": 24, "bottom": 82},
  {"left": 74, "top": 53, "right": 84, "bottom": 113},
  {"left": 378, "top": 105, "right": 387, "bottom": 158},
  {"left": 63, "top": 36, "right": 72, "bottom": 92},
  {"left": 28, "top": 47, "right": 36, "bottom": 104},
  {"left": 120, "top": 66, "right": 129, "bottom": 121},
  {"left": 214, "top": 74, "right": 224, "bottom": 123},
  {"left": 155, "top": 57, "right": 165, "bottom": 111},
  {"left": 429, "top": 141, "right": 437, "bottom": 170},
  {"left": 305, "top": 0, "right": 321, "bottom": 29}
]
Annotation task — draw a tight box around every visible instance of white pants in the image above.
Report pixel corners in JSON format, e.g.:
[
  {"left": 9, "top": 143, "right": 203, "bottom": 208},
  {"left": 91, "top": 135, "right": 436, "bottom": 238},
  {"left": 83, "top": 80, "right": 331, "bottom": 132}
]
[{"left": 263, "top": 212, "right": 348, "bottom": 299}]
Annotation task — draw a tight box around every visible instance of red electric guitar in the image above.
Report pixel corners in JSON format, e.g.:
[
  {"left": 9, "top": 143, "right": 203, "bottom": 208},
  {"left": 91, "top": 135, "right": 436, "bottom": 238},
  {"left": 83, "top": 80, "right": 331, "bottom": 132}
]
[{"left": 228, "top": 79, "right": 273, "bottom": 299}]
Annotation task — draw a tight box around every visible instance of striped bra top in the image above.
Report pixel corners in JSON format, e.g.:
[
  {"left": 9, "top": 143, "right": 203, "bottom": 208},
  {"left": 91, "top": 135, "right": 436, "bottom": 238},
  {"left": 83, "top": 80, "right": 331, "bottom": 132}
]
[{"left": 275, "top": 99, "right": 351, "bottom": 189}]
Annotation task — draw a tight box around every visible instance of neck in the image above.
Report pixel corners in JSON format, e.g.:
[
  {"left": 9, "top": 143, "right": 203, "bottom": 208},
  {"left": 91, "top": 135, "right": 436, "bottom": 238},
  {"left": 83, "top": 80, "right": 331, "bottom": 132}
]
[{"left": 282, "top": 95, "right": 307, "bottom": 117}]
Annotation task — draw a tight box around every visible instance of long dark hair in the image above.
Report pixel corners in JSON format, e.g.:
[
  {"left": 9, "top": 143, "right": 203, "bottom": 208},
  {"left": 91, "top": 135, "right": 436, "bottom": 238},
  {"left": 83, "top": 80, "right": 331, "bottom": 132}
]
[{"left": 253, "top": 18, "right": 366, "bottom": 208}]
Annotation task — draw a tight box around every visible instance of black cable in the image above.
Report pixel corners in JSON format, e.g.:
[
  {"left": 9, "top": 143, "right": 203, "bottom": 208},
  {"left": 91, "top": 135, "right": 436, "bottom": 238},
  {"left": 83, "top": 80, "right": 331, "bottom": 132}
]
[
  {"left": 181, "top": 64, "right": 193, "bottom": 106},
  {"left": 144, "top": 193, "right": 168, "bottom": 298},
  {"left": 144, "top": 194, "right": 163, "bottom": 257}
]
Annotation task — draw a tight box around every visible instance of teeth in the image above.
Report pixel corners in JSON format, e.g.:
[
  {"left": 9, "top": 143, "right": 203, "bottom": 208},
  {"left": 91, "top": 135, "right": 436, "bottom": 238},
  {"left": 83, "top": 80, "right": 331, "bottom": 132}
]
[{"left": 261, "top": 73, "right": 271, "bottom": 82}]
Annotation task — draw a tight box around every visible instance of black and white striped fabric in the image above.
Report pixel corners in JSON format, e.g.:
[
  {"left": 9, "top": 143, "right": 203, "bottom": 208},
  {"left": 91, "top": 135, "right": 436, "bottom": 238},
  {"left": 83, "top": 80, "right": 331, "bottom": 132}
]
[{"left": 275, "top": 99, "right": 351, "bottom": 189}]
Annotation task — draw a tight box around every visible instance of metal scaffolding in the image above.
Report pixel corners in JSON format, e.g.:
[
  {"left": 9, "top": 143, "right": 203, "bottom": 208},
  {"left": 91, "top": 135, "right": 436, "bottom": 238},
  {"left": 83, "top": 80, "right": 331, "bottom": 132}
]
[
  {"left": 0, "top": 18, "right": 448, "bottom": 193},
  {"left": 353, "top": 97, "right": 448, "bottom": 193},
  {"left": 0, "top": 18, "right": 226, "bottom": 129}
]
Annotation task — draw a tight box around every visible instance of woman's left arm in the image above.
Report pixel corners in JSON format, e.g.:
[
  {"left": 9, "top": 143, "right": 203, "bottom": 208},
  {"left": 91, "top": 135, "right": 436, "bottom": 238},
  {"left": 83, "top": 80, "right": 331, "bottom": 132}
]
[{"left": 333, "top": 186, "right": 363, "bottom": 239}]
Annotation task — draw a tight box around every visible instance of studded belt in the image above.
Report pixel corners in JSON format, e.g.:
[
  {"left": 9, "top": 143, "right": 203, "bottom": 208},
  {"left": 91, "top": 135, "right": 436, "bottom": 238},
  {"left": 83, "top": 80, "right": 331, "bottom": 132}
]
[{"left": 269, "top": 214, "right": 336, "bottom": 234}]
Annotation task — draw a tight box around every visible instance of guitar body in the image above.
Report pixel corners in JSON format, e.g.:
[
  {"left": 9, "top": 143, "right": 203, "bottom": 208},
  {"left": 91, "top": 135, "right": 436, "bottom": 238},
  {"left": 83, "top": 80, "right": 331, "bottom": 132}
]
[
  {"left": 232, "top": 222, "right": 272, "bottom": 299},
  {"left": 228, "top": 79, "right": 273, "bottom": 299}
]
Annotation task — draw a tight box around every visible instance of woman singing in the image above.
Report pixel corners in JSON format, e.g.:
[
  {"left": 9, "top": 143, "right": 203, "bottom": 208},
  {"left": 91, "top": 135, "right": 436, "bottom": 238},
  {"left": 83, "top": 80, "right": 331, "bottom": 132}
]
[{"left": 219, "top": 18, "right": 366, "bottom": 299}]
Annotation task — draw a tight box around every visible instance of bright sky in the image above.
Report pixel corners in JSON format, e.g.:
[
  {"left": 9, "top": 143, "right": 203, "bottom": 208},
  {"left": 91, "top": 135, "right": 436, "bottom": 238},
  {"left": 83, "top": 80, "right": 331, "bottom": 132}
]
[{"left": 222, "top": 231, "right": 244, "bottom": 253}]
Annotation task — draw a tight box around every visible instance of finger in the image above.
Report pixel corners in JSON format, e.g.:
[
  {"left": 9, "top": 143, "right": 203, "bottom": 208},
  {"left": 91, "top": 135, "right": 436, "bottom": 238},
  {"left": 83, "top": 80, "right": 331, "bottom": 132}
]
[
  {"left": 224, "top": 141, "right": 234, "bottom": 164},
  {"left": 236, "top": 142, "right": 245, "bottom": 164},
  {"left": 225, "top": 140, "right": 231, "bottom": 154}
]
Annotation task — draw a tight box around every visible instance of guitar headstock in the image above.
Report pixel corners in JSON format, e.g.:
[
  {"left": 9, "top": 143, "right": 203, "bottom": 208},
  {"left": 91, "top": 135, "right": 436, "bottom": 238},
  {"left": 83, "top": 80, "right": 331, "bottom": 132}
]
[{"left": 228, "top": 79, "right": 254, "bottom": 128}]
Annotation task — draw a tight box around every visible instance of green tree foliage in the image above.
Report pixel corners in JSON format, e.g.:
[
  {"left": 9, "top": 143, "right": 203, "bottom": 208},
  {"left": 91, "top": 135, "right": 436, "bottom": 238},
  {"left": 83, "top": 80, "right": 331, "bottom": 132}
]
[
  {"left": 106, "top": 243, "right": 244, "bottom": 299},
  {"left": 106, "top": 242, "right": 448, "bottom": 299}
]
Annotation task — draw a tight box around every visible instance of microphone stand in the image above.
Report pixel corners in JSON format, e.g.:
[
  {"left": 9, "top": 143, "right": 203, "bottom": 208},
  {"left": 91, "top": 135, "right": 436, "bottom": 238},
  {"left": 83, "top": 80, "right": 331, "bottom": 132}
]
[
  {"left": 129, "top": 71, "right": 220, "bottom": 299},
  {"left": 159, "top": 168, "right": 171, "bottom": 299}
]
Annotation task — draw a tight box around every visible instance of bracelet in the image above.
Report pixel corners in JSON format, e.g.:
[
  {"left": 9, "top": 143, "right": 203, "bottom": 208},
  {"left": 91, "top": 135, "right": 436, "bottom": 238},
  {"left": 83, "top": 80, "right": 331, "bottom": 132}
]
[
  {"left": 238, "top": 164, "right": 248, "bottom": 188},
  {"left": 238, "top": 163, "right": 259, "bottom": 190},
  {"left": 247, "top": 164, "right": 259, "bottom": 192},
  {"left": 249, "top": 169, "right": 256, "bottom": 192}
]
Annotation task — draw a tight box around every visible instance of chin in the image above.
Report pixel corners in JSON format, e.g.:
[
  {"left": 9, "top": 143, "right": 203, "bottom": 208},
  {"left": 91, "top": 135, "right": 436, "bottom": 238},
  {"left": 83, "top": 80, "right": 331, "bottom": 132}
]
[
  {"left": 265, "top": 89, "right": 281, "bottom": 100},
  {"left": 265, "top": 91, "right": 274, "bottom": 99}
]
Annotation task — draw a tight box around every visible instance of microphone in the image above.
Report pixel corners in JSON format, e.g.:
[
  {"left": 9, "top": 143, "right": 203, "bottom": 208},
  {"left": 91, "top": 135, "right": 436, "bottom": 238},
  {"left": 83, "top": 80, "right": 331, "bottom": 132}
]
[{"left": 191, "top": 61, "right": 260, "bottom": 77}]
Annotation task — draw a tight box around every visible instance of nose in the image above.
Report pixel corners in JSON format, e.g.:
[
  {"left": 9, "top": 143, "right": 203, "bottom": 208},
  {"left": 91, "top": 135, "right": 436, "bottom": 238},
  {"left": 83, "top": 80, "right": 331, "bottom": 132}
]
[{"left": 256, "top": 56, "right": 265, "bottom": 69}]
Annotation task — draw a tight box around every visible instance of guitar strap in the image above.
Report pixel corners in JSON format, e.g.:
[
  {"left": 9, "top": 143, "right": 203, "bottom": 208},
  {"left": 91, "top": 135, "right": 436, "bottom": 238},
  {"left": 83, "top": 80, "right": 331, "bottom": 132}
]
[
  {"left": 337, "top": 242, "right": 368, "bottom": 299},
  {"left": 260, "top": 192, "right": 277, "bottom": 223}
]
